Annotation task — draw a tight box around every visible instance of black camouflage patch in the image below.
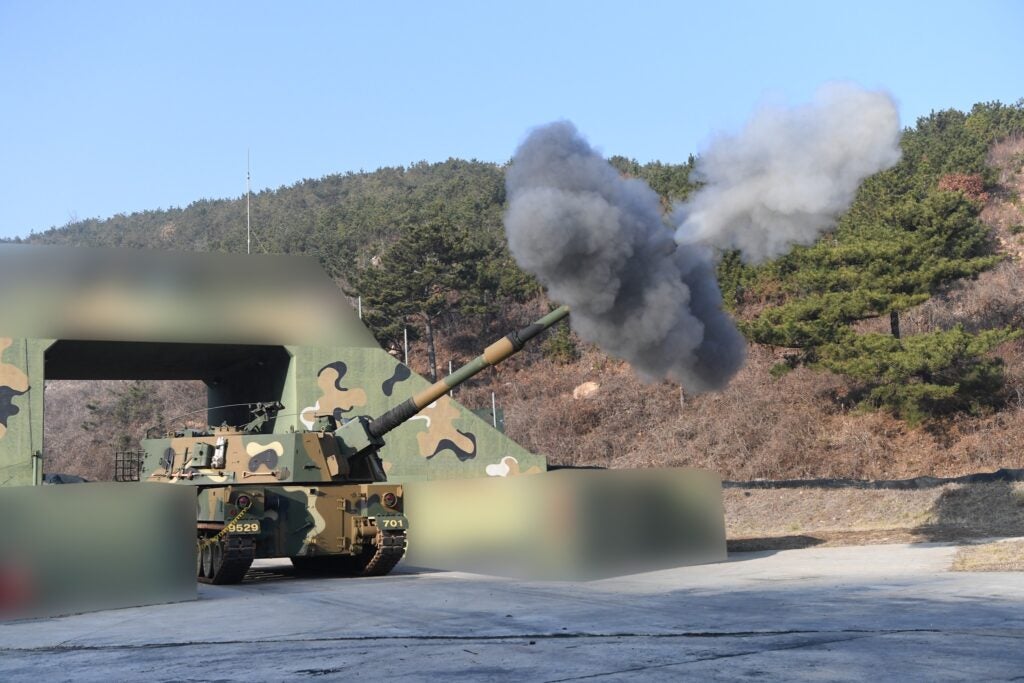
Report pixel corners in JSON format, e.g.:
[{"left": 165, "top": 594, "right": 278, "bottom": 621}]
[
  {"left": 0, "top": 385, "right": 26, "bottom": 428},
  {"left": 382, "top": 364, "right": 412, "bottom": 397},
  {"left": 320, "top": 361, "right": 350, "bottom": 390},
  {"left": 426, "top": 431, "right": 478, "bottom": 462},
  {"left": 248, "top": 448, "right": 279, "bottom": 472}
]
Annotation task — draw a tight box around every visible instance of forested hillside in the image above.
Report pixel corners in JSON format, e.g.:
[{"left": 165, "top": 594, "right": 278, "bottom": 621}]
[{"left": 23, "top": 100, "right": 1024, "bottom": 481}]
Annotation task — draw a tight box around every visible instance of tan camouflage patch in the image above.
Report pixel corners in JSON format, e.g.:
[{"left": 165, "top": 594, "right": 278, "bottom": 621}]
[
  {"left": 0, "top": 338, "right": 29, "bottom": 441},
  {"left": 145, "top": 436, "right": 188, "bottom": 480},
  {"left": 410, "top": 396, "right": 477, "bottom": 461},
  {"left": 300, "top": 361, "right": 368, "bottom": 429},
  {"left": 485, "top": 456, "right": 542, "bottom": 477}
]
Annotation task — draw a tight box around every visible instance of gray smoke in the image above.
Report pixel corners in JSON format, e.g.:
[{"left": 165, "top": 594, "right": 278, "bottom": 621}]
[
  {"left": 504, "top": 85, "right": 900, "bottom": 391},
  {"left": 504, "top": 121, "right": 747, "bottom": 392},
  {"left": 674, "top": 83, "right": 902, "bottom": 262}
]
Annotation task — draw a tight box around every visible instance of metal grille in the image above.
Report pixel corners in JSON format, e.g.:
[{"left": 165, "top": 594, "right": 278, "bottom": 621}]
[{"left": 114, "top": 451, "right": 144, "bottom": 482}]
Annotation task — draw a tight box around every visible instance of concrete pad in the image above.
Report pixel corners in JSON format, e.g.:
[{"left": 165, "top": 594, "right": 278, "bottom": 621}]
[{"left": 2, "top": 542, "right": 1023, "bottom": 681}]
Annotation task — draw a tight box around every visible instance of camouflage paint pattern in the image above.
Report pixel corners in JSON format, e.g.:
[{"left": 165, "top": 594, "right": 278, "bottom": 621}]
[
  {"left": 142, "top": 431, "right": 352, "bottom": 486},
  {"left": 193, "top": 482, "right": 405, "bottom": 559},
  {"left": 298, "top": 361, "right": 368, "bottom": 429},
  {"left": 0, "top": 338, "right": 44, "bottom": 487},
  {"left": 0, "top": 338, "right": 545, "bottom": 487},
  {"left": 410, "top": 396, "right": 477, "bottom": 461},
  {"left": 0, "top": 248, "right": 547, "bottom": 488},
  {"left": 0, "top": 339, "right": 29, "bottom": 442},
  {"left": 287, "top": 346, "right": 546, "bottom": 483},
  {"left": 144, "top": 429, "right": 405, "bottom": 560},
  {"left": 484, "top": 456, "right": 543, "bottom": 477}
]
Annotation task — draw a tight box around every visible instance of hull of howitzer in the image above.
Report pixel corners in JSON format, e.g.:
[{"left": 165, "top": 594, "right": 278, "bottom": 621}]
[{"left": 137, "top": 430, "right": 407, "bottom": 583}]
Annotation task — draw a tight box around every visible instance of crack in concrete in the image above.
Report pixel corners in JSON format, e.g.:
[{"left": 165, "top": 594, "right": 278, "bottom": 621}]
[
  {"left": 543, "top": 633, "right": 881, "bottom": 682},
  {"left": 0, "top": 628, "right": 947, "bottom": 654}
]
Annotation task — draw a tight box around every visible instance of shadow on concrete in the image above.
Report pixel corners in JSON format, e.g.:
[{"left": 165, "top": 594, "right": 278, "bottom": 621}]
[
  {"left": 238, "top": 562, "right": 441, "bottom": 585},
  {"left": 727, "top": 535, "right": 825, "bottom": 554},
  {"left": 15, "top": 552, "right": 1024, "bottom": 681},
  {"left": 912, "top": 480, "right": 1024, "bottom": 542}
]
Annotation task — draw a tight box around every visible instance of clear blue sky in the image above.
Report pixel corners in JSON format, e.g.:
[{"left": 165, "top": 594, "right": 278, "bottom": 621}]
[{"left": 1, "top": 0, "right": 1021, "bottom": 239}]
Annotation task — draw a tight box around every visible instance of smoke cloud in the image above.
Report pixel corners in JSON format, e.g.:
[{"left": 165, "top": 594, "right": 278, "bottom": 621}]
[
  {"left": 504, "top": 84, "right": 901, "bottom": 392},
  {"left": 504, "top": 122, "right": 746, "bottom": 392},
  {"left": 674, "top": 84, "right": 902, "bottom": 262}
]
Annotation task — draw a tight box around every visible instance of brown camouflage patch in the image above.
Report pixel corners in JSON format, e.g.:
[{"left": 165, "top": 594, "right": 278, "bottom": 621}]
[
  {"left": 410, "top": 396, "right": 477, "bottom": 461},
  {"left": 300, "top": 361, "right": 368, "bottom": 428},
  {"left": 0, "top": 338, "right": 29, "bottom": 441}
]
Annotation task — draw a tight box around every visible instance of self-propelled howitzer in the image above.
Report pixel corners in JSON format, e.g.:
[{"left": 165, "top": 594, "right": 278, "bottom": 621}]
[{"left": 126, "top": 305, "right": 569, "bottom": 584}]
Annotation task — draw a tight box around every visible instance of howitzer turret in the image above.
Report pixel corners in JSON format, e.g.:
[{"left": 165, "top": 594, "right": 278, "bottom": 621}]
[{"left": 123, "top": 305, "right": 570, "bottom": 584}]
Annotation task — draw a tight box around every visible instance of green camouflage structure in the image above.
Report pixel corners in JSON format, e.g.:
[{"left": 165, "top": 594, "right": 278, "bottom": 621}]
[
  {"left": 0, "top": 337, "right": 42, "bottom": 488},
  {"left": 0, "top": 245, "right": 546, "bottom": 488}
]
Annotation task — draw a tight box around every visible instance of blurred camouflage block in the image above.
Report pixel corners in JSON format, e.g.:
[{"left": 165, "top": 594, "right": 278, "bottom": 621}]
[
  {"left": 0, "top": 245, "right": 353, "bottom": 346},
  {"left": 0, "top": 483, "right": 195, "bottom": 619},
  {"left": 404, "top": 468, "right": 725, "bottom": 580}
]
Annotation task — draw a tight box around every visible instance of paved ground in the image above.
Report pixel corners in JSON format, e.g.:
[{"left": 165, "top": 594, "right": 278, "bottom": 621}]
[{"left": 2, "top": 542, "right": 1023, "bottom": 681}]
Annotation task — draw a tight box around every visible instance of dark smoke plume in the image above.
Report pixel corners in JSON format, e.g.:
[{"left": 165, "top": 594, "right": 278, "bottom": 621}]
[
  {"left": 504, "top": 121, "right": 746, "bottom": 392},
  {"left": 504, "top": 85, "right": 900, "bottom": 392}
]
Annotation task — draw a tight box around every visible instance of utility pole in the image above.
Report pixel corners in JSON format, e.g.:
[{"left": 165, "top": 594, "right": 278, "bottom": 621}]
[{"left": 246, "top": 149, "right": 252, "bottom": 255}]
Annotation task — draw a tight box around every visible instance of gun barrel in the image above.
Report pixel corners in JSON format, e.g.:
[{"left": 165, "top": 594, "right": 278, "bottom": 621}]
[{"left": 368, "top": 305, "right": 570, "bottom": 438}]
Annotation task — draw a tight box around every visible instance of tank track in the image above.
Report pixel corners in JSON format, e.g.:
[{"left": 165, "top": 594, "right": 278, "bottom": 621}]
[
  {"left": 359, "top": 528, "right": 407, "bottom": 576},
  {"left": 290, "top": 528, "right": 407, "bottom": 577},
  {"left": 198, "top": 535, "right": 255, "bottom": 585}
]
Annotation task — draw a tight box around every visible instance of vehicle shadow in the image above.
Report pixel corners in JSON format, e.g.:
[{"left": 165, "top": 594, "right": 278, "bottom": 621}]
[
  {"left": 912, "top": 481, "right": 1024, "bottom": 542},
  {"left": 727, "top": 535, "right": 825, "bottom": 554}
]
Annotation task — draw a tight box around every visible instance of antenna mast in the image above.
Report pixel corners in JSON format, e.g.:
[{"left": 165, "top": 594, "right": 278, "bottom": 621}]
[{"left": 246, "top": 149, "right": 251, "bottom": 255}]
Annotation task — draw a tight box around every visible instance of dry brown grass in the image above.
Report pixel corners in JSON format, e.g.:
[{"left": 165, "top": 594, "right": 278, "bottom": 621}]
[
  {"left": 725, "top": 487, "right": 939, "bottom": 538},
  {"left": 462, "top": 336, "right": 1024, "bottom": 480},
  {"left": 725, "top": 482, "right": 1024, "bottom": 553},
  {"left": 984, "top": 135, "right": 1024, "bottom": 255},
  {"left": 44, "top": 379, "right": 205, "bottom": 480},
  {"left": 952, "top": 540, "right": 1024, "bottom": 571}
]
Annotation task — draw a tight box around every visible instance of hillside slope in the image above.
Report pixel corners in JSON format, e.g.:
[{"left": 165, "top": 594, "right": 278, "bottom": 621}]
[
  {"left": 484, "top": 135, "right": 1024, "bottom": 479},
  {"left": 31, "top": 104, "right": 1024, "bottom": 482}
]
